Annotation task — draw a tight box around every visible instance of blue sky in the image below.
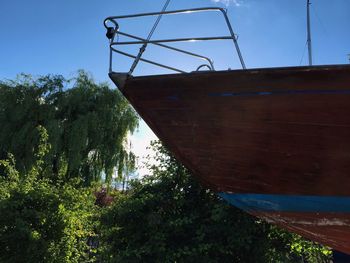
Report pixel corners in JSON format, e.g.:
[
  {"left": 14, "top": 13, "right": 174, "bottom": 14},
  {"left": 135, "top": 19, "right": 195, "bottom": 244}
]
[
  {"left": 1, "top": 0, "right": 349, "bottom": 174},
  {"left": 1, "top": 0, "right": 349, "bottom": 81}
]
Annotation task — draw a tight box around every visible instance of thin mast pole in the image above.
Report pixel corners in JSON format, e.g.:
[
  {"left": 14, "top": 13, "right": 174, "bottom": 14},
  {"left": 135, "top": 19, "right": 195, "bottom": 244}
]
[{"left": 307, "top": 0, "right": 313, "bottom": 66}]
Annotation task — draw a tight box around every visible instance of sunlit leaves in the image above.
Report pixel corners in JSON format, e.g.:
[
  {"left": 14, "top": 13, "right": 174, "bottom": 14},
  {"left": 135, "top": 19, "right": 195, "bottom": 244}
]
[
  {"left": 100, "top": 141, "right": 331, "bottom": 262},
  {"left": 0, "top": 71, "right": 138, "bottom": 186},
  {"left": 0, "top": 129, "right": 97, "bottom": 263}
]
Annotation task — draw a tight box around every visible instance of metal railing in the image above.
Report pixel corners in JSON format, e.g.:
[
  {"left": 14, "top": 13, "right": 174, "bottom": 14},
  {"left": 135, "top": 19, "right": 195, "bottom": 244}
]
[{"left": 104, "top": 7, "right": 246, "bottom": 75}]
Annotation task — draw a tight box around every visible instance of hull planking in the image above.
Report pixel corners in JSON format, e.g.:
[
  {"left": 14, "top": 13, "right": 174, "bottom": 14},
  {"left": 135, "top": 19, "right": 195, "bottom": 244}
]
[{"left": 110, "top": 64, "right": 350, "bottom": 253}]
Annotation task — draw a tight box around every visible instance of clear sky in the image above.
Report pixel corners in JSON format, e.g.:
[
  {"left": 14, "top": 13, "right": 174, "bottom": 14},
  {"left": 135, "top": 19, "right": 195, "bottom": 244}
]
[
  {"left": 1, "top": 0, "right": 349, "bottom": 80},
  {"left": 1, "top": 0, "right": 349, "bottom": 174}
]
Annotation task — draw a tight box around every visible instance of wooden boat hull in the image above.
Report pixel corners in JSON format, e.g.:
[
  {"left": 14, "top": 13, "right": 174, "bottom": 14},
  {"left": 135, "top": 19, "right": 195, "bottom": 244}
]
[{"left": 110, "top": 65, "right": 350, "bottom": 253}]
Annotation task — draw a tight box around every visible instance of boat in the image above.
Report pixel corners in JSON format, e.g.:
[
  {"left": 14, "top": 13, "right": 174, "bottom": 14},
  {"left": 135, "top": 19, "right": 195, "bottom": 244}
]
[{"left": 104, "top": 3, "right": 350, "bottom": 254}]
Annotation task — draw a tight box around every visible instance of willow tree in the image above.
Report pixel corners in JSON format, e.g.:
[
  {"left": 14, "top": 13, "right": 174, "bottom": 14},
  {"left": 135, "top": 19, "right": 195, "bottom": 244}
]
[{"left": 0, "top": 71, "right": 138, "bottom": 185}]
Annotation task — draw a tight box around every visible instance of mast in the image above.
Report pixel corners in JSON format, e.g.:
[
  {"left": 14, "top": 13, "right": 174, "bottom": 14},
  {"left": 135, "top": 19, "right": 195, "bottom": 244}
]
[{"left": 307, "top": 0, "right": 313, "bottom": 66}]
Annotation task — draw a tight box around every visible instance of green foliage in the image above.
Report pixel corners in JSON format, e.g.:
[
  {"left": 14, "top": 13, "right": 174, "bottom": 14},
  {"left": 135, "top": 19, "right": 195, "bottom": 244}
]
[
  {"left": 0, "top": 126, "right": 98, "bottom": 263},
  {"left": 0, "top": 71, "right": 138, "bottom": 185},
  {"left": 100, "top": 141, "right": 331, "bottom": 262},
  {"left": 0, "top": 179, "right": 97, "bottom": 263},
  {"left": 0, "top": 72, "right": 332, "bottom": 262},
  {"left": 0, "top": 154, "right": 19, "bottom": 200}
]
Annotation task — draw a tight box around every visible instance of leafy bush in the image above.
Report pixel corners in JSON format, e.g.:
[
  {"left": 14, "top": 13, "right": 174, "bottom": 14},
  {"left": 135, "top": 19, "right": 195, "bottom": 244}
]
[
  {"left": 0, "top": 127, "right": 98, "bottom": 263},
  {"left": 0, "top": 180, "right": 97, "bottom": 263},
  {"left": 100, "top": 141, "right": 331, "bottom": 262}
]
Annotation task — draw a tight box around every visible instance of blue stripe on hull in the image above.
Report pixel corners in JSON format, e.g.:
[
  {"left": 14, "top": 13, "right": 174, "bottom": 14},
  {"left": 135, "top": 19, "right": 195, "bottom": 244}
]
[
  {"left": 209, "top": 89, "right": 350, "bottom": 97},
  {"left": 219, "top": 193, "right": 350, "bottom": 213}
]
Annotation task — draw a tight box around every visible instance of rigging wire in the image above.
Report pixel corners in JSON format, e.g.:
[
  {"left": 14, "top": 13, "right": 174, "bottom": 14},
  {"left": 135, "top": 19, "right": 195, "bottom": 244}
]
[
  {"left": 145, "top": 0, "right": 171, "bottom": 42},
  {"left": 311, "top": 3, "right": 328, "bottom": 36},
  {"left": 299, "top": 40, "right": 308, "bottom": 65},
  {"left": 128, "top": 0, "right": 171, "bottom": 75}
]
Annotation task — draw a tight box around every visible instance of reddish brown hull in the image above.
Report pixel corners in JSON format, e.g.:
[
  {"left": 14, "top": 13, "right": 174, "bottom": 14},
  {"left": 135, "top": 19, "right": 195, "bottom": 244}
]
[
  {"left": 110, "top": 64, "right": 350, "bottom": 253},
  {"left": 252, "top": 211, "right": 350, "bottom": 254}
]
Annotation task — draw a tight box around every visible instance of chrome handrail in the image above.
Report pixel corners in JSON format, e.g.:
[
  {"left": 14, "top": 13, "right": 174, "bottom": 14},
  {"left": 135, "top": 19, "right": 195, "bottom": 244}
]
[
  {"left": 111, "top": 48, "right": 186, "bottom": 73},
  {"left": 116, "top": 31, "right": 215, "bottom": 71},
  {"left": 104, "top": 7, "right": 246, "bottom": 75},
  {"left": 113, "top": 36, "right": 235, "bottom": 45}
]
